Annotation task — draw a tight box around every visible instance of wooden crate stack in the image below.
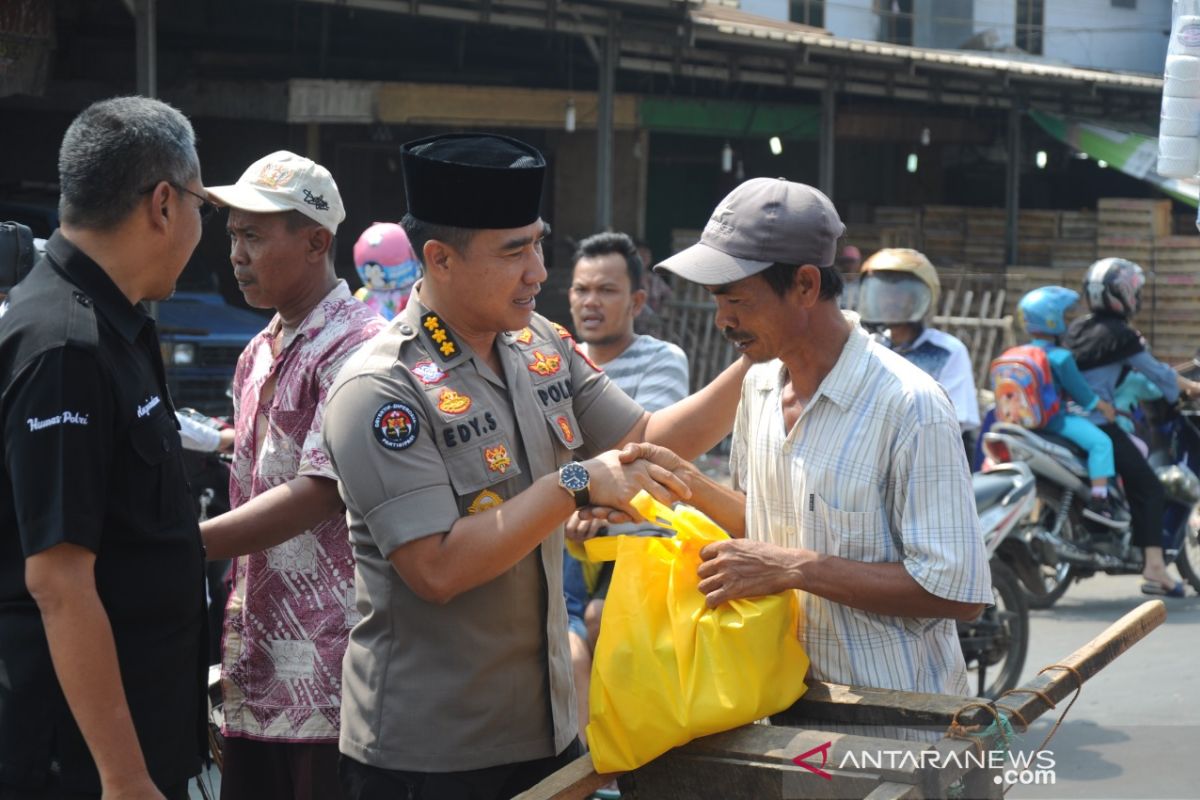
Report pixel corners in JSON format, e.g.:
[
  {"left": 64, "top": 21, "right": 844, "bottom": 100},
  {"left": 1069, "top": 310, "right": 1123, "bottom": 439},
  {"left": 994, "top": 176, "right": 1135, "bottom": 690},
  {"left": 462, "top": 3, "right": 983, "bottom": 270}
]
[
  {"left": 964, "top": 207, "right": 1007, "bottom": 268},
  {"left": 872, "top": 207, "right": 921, "bottom": 251},
  {"left": 1017, "top": 210, "right": 1059, "bottom": 265},
  {"left": 922, "top": 205, "right": 966, "bottom": 264},
  {"left": 1053, "top": 210, "right": 1098, "bottom": 269},
  {"left": 1145, "top": 235, "right": 1200, "bottom": 365},
  {"left": 1096, "top": 198, "right": 1168, "bottom": 274}
]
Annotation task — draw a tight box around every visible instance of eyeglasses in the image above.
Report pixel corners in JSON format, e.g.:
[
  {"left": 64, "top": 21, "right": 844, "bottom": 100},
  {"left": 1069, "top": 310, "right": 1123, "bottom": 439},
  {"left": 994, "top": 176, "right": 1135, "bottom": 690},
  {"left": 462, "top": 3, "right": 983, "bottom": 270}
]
[{"left": 141, "top": 181, "right": 218, "bottom": 223}]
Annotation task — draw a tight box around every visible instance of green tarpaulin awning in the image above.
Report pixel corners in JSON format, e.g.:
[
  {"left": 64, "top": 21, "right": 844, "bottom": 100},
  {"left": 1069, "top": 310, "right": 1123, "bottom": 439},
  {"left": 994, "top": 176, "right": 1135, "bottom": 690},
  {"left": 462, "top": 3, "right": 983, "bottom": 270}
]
[{"left": 1030, "top": 109, "right": 1199, "bottom": 208}]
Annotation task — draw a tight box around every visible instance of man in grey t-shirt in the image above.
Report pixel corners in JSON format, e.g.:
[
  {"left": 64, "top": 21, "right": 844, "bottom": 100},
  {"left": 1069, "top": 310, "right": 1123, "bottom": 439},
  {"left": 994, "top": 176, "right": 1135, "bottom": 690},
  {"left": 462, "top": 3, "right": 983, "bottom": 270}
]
[{"left": 564, "top": 231, "right": 689, "bottom": 746}]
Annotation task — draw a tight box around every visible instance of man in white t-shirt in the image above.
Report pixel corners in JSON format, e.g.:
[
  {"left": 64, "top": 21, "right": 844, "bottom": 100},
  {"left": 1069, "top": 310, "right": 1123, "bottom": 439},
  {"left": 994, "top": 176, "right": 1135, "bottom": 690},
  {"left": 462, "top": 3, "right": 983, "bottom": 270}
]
[
  {"left": 563, "top": 230, "right": 689, "bottom": 746},
  {"left": 857, "top": 248, "right": 980, "bottom": 461}
]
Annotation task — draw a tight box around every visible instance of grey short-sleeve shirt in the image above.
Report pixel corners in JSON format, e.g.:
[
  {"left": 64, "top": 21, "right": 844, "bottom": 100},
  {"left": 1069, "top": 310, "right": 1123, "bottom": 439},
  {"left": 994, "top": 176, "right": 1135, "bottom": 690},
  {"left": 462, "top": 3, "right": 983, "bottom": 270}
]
[{"left": 323, "top": 284, "right": 643, "bottom": 772}]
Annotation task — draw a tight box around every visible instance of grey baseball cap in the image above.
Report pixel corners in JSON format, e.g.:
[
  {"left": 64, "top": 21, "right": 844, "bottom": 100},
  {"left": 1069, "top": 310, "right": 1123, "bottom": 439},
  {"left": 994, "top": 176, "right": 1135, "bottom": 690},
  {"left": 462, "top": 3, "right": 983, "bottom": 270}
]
[{"left": 656, "top": 177, "right": 845, "bottom": 285}]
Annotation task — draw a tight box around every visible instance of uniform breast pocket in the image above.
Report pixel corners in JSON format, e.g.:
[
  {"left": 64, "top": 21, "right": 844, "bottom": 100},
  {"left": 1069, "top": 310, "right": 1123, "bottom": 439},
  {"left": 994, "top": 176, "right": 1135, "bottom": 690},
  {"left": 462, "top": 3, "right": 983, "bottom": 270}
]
[
  {"left": 129, "top": 412, "right": 189, "bottom": 525},
  {"left": 544, "top": 407, "right": 583, "bottom": 456},
  {"left": 812, "top": 492, "right": 889, "bottom": 564},
  {"left": 441, "top": 431, "right": 523, "bottom": 497}
]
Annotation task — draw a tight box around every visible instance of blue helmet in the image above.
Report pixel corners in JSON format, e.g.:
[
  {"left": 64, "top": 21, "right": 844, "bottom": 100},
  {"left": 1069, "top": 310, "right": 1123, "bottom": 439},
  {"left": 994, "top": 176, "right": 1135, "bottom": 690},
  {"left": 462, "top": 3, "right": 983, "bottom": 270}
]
[{"left": 1018, "top": 286, "right": 1079, "bottom": 336}]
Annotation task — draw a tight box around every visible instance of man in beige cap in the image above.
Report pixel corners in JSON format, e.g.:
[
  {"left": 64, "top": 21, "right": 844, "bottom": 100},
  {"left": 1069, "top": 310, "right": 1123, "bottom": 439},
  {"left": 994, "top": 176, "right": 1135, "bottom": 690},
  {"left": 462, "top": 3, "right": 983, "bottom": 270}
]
[
  {"left": 625, "top": 177, "right": 993, "bottom": 709},
  {"left": 200, "top": 151, "right": 385, "bottom": 799}
]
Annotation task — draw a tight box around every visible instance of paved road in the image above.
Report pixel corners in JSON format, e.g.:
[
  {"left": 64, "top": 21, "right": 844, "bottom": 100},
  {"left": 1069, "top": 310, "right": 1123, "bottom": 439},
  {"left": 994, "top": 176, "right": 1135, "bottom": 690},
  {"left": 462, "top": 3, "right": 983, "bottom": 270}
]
[{"left": 1005, "top": 574, "right": 1199, "bottom": 800}]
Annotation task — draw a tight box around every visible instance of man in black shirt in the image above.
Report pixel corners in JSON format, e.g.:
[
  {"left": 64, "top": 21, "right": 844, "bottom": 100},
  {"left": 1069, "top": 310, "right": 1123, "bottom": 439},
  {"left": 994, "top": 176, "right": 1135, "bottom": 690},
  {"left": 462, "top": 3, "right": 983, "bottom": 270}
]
[{"left": 0, "top": 97, "right": 211, "bottom": 800}]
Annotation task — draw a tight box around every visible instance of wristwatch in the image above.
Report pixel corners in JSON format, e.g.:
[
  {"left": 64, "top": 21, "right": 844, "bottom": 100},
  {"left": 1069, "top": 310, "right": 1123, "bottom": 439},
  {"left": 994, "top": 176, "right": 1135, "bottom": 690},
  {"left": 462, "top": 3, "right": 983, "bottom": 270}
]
[{"left": 557, "top": 462, "right": 591, "bottom": 508}]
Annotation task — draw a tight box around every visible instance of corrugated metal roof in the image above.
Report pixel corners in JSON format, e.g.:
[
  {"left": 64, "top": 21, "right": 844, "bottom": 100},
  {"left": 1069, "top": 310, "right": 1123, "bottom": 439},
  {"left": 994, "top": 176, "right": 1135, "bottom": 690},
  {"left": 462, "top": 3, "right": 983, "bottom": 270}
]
[{"left": 689, "top": 4, "right": 1163, "bottom": 93}]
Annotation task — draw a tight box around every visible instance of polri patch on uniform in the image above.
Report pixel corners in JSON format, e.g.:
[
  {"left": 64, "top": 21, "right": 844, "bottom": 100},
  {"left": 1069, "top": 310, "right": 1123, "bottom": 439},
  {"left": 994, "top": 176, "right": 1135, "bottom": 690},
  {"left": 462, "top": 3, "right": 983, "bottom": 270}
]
[
  {"left": 437, "top": 388, "right": 472, "bottom": 415},
  {"left": 484, "top": 443, "right": 513, "bottom": 474},
  {"left": 468, "top": 489, "right": 504, "bottom": 515},
  {"left": 411, "top": 360, "right": 448, "bottom": 386},
  {"left": 527, "top": 349, "right": 562, "bottom": 377},
  {"left": 555, "top": 415, "right": 576, "bottom": 444},
  {"left": 551, "top": 321, "right": 575, "bottom": 341},
  {"left": 373, "top": 401, "right": 419, "bottom": 451},
  {"left": 513, "top": 327, "right": 534, "bottom": 345}
]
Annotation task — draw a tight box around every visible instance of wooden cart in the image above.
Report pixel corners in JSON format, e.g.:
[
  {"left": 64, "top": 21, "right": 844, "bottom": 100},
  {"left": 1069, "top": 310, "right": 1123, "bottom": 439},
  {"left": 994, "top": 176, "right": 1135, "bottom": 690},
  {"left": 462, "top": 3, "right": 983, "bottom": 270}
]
[{"left": 519, "top": 601, "right": 1164, "bottom": 800}]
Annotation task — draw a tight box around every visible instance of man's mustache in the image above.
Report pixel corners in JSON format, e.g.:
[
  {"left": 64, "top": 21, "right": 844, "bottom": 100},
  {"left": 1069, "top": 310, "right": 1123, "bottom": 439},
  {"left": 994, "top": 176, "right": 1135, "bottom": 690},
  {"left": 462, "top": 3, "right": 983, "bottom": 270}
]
[{"left": 722, "top": 328, "right": 753, "bottom": 344}]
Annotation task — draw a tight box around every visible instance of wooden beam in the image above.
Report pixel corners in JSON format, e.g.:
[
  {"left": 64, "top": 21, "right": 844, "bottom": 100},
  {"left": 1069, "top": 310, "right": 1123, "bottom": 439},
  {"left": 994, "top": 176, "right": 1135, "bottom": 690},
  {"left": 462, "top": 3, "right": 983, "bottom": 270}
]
[
  {"left": 774, "top": 681, "right": 994, "bottom": 729},
  {"left": 376, "top": 82, "right": 638, "bottom": 129}
]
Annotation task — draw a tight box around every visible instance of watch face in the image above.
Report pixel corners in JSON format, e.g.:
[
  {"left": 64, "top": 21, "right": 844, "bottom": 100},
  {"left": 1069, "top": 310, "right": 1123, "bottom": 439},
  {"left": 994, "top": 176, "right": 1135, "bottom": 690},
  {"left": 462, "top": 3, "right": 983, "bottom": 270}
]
[{"left": 560, "top": 463, "right": 589, "bottom": 491}]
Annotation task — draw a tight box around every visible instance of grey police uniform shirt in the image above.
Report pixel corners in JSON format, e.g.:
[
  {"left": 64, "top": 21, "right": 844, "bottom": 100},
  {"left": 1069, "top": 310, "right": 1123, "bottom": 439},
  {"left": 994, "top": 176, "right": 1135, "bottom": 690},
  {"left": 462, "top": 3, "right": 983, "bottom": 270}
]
[{"left": 323, "top": 283, "right": 643, "bottom": 772}]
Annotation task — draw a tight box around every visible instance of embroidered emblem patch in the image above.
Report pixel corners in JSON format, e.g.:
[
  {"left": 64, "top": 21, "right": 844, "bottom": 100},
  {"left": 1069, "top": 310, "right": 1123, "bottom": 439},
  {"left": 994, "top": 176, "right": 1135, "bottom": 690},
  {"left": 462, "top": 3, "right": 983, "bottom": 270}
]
[
  {"left": 255, "top": 163, "right": 294, "bottom": 188},
  {"left": 514, "top": 327, "right": 535, "bottom": 345},
  {"left": 527, "top": 349, "right": 562, "bottom": 377},
  {"left": 555, "top": 415, "right": 576, "bottom": 444},
  {"left": 437, "top": 388, "right": 472, "bottom": 415},
  {"left": 411, "top": 360, "right": 448, "bottom": 386},
  {"left": 373, "top": 402, "right": 419, "bottom": 451},
  {"left": 484, "top": 444, "right": 513, "bottom": 474},
  {"left": 551, "top": 322, "right": 574, "bottom": 341},
  {"left": 574, "top": 343, "right": 602, "bottom": 373},
  {"left": 421, "top": 312, "right": 460, "bottom": 360},
  {"left": 468, "top": 489, "right": 504, "bottom": 515}
]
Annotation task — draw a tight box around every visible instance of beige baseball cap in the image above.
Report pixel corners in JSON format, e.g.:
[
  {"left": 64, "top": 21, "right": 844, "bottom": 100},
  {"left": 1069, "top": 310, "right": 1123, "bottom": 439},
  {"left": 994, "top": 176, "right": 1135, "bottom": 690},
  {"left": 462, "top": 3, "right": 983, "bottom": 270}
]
[
  {"left": 656, "top": 177, "right": 845, "bottom": 285},
  {"left": 206, "top": 150, "right": 345, "bottom": 234}
]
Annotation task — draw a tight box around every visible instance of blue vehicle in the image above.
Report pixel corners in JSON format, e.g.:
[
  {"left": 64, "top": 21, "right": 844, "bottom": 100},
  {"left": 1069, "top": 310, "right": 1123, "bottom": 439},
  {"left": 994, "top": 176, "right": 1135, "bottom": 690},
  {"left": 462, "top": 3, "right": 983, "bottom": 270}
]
[{"left": 158, "top": 291, "right": 266, "bottom": 417}]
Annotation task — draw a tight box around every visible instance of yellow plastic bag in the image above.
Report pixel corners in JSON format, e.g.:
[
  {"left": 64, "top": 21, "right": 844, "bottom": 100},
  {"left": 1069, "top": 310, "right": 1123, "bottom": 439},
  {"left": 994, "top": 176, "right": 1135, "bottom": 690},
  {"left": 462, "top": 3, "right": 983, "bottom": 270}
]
[{"left": 583, "top": 492, "right": 810, "bottom": 774}]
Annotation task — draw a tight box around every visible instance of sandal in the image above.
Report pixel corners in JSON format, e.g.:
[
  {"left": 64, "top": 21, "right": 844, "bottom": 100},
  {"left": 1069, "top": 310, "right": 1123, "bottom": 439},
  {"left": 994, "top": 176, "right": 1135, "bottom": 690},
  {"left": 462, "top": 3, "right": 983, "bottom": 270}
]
[{"left": 1140, "top": 580, "right": 1186, "bottom": 598}]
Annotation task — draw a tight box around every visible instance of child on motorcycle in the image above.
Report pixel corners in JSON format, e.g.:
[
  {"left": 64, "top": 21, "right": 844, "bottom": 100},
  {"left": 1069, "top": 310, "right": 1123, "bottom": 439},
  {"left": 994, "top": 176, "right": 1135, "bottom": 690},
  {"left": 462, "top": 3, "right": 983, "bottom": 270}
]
[
  {"left": 1016, "top": 286, "right": 1125, "bottom": 528},
  {"left": 1063, "top": 257, "right": 1200, "bottom": 597}
]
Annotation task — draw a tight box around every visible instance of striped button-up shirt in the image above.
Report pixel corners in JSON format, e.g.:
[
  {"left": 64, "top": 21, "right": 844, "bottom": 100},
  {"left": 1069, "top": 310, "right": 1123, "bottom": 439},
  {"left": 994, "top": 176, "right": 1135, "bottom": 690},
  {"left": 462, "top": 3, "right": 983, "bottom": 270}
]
[{"left": 730, "top": 315, "right": 992, "bottom": 697}]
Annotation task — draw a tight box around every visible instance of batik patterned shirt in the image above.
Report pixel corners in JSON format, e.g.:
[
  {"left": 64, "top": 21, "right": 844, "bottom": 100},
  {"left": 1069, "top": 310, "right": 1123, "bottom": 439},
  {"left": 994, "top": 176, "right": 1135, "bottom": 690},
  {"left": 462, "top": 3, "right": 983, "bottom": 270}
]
[{"left": 222, "top": 280, "right": 384, "bottom": 742}]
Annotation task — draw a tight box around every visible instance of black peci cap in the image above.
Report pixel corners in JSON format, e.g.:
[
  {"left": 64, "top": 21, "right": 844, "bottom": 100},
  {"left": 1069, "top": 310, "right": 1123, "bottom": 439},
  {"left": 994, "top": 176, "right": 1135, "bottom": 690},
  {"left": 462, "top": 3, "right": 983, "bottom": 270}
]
[{"left": 400, "top": 133, "right": 546, "bottom": 229}]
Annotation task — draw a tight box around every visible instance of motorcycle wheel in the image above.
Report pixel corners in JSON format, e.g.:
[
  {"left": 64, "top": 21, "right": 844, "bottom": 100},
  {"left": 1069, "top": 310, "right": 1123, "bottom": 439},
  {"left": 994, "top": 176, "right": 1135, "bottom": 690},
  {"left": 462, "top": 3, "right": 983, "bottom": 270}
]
[
  {"left": 1022, "top": 514, "right": 1077, "bottom": 610},
  {"left": 1176, "top": 504, "right": 1200, "bottom": 595},
  {"left": 962, "top": 559, "right": 1029, "bottom": 700}
]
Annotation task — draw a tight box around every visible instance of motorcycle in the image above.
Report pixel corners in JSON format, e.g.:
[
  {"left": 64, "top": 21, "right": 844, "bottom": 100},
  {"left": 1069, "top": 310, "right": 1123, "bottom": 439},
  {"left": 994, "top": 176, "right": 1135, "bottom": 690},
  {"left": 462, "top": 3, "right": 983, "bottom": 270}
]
[
  {"left": 980, "top": 400, "right": 1200, "bottom": 609},
  {"left": 960, "top": 461, "right": 1034, "bottom": 699}
]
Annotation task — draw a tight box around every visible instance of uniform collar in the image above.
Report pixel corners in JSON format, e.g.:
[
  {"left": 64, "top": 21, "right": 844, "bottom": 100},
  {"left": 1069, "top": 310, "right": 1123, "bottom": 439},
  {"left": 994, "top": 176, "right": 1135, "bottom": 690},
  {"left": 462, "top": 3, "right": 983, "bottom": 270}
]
[
  {"left": 44, "top": 230, "right": 151, "bottom": 344},
  {"left": 762, "top": 311, "right": 869, "bottom": 411},
  {"left": 399, "top": 281, "right": 475, "bottom": 369}
]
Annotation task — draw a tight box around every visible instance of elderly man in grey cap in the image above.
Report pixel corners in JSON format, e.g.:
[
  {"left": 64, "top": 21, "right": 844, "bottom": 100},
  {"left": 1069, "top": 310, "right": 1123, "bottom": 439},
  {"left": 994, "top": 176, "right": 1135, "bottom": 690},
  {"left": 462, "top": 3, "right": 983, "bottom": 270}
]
[
  {"left": 320, "top": 133, "right": 748, "bottom": 800},
  {"left": 627, "top": 177, "right": 993, "bottom": 710}
]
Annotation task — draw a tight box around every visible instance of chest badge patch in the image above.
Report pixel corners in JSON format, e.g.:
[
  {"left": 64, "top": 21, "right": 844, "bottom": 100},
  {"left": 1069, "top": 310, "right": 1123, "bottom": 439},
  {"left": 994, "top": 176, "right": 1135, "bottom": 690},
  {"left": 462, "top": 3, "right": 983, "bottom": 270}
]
[
  {"left": 484, "top": 444, "right": 513, "bottom": 474},
  {"left": 514, "top": 327, "right": 534, "bottom": 345},
  {"left": 527, "top": 349, "right": 562, "bottom": 377},
  {"left": 555, "top": 415, "right": 576, "bottom": 444},
  {"left": 373, "top": 401, "right": 419, "bottom": 451},
  {"left": 437, "top": 388, "right": 473, "bottom": 415},
  {"left": 411, "top": 360, "right": 447, "bottom": 386},
  {"left": 468, "top": 489, "right": 504, "bottom": 515},
  {"left": 421, "top": 312, "right": 460, "bottom": 360}
]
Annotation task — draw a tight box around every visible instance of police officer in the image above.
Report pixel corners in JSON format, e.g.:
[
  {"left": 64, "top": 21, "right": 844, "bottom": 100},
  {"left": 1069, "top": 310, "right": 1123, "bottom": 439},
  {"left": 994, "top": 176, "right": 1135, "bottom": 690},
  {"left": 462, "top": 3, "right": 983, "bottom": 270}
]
[
  {"left": 323, "top": 133, "right": 747, "bottom": 800},
  {"left": 0, "top": 97, "right": 209, "bottom": 799}
]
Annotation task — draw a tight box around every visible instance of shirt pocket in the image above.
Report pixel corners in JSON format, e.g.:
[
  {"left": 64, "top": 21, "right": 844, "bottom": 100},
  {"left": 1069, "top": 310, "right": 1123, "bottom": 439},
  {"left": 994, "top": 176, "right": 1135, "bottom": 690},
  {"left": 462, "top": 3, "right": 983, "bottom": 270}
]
[
  {"left": 440, "top": 430, "right": 522, "bottom": 497},
  {"left": 129, "top": 411, "right": 190, "bottom": 526},
  {"left": 812, "top": 492, "right": 889, "bottom": 564},
  {"left": 543, "top": 406, "right": 583, "bottom": 458}
]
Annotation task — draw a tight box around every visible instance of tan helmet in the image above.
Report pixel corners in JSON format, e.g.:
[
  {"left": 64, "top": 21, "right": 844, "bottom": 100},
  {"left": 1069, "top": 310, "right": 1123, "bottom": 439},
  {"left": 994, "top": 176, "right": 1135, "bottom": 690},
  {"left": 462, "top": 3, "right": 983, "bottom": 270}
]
[{"left": 858, "top": 248, "right": 941, "bottom": 325}]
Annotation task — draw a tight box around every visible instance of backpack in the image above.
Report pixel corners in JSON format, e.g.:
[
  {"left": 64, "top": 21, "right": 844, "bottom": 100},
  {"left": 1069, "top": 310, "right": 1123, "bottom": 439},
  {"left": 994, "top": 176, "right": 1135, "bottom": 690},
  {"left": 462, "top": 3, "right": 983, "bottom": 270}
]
[{"left": 989, "top": 345, "right": 1061, "bottom": 429}]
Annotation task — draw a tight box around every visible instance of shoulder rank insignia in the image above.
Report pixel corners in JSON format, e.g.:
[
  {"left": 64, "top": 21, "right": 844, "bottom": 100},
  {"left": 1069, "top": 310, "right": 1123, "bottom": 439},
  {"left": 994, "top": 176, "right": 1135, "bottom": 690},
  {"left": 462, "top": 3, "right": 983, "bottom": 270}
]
[
  {"left": 468, "top": 489, "right": 504, "bottom": 515},
  {"left": 555, "top": 415, "right": 576, "bottom": 444},
  {"left": 527, "top": 349, "right": 562, "bottom": 377},
  {"left": 437, "top": 388, "right": 473, "bottom": 415},
  {"left": 421, "top": 312, "right": 460, "bottom": 360},
  {"left": 411, "top": 360, "right": 448, "bottom": 386},
  {"left": 573, "top": 343, "right": 602, "bottom": 373},
  {"left": 484, "top": 444, "right": 513, "bottom": 474},
  {"left": 513, "top": 327, "right": 535, "bottom": 345},
  {"left": 551, "top": 322, "right": 575, "bottom": 341}
]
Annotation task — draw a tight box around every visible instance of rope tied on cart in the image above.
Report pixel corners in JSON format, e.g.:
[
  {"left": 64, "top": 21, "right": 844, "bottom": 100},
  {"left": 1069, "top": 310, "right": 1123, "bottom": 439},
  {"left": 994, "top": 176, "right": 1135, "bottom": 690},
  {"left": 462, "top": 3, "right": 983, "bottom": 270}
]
[{"left": 944, "top": 663, "right": 1085, "bottom": 795}]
